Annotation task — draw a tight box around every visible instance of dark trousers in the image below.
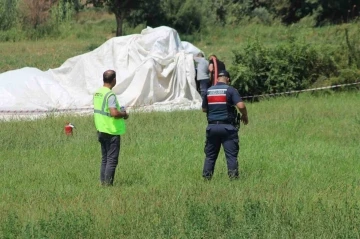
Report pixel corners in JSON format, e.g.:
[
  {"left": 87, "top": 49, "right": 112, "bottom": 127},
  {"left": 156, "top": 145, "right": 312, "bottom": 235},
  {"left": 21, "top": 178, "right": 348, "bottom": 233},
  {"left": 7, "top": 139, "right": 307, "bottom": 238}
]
[
  {"left": 98, "top": 132, "right": 120, "bottom": 185},
  {"left": 195, "top": 78, "right": 200, "bottom": 92},
  {"left": 199, "top": 79, "right": 209, "bottom": 100},
  {"left": 203, "top": 124, "right": 239, "bottom": 179}
]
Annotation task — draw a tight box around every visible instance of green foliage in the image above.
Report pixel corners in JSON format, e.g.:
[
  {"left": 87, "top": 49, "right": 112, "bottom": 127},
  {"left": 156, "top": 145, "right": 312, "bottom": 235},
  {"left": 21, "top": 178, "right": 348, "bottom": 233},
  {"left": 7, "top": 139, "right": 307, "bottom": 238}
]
[
  {"left": 344, "top": 27, "right": 360, "bottom": 68},
  {"left": 2, "top": 0, "right": 360, "bottom": 40},
  {"left": 331, "top": 68, "right": 360, "bottom": 87},
  {"left": 126, "top": 0, "right": 163, "bottom": 27},
  {"left": 161, "top": 0, "right": 203, "bottom": 34},
  {"left": 226, "top": 1, "right": 252, "bottom": 25},
  {"left": 50, "top": 0, "right": 75, "bottom": 24},
  {"left": 223, "top": 0, "right": 360, "bottom": 25},
  {"left": 25, "top": 0, "right": 77, "bottom": 39},
  {"left": 63, "top": 0, "right": 83, "bottom": 12},
  {"left": 101, "top": 0, "right": 145, "bottom": 36},
  {"left": 230, "top": 38, "right": 340, "bottom": 96},
  {"left": 0, "top": 0, "right": 19, "bottom": 31},
  {"left": 0, "top": 28, "right": 25, "bottom": 42},
  {"left": 13, "top": 0, "right": 76, "bottom": 40},
  {"left": 24, "top": 24, "right": 60, "bottom": 40},
  {"left": 251, "top": 7, "right": 274, "bottom": 25}
]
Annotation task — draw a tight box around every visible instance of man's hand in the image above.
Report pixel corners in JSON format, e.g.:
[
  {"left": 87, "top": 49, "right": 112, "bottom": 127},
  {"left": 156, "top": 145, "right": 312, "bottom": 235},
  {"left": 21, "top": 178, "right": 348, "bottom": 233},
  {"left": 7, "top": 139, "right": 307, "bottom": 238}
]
[
  {"left": 208, "top": 63, "right": 214, "bottom": 72},
  {"left": 236, "top": 102, "right": 248, "bottom": 125},
  {"left": 110, "top": 107, "right": 129, "bottom": 119},
  {"left": 240, "top": 114, "right": 248, "bottom": 125}
]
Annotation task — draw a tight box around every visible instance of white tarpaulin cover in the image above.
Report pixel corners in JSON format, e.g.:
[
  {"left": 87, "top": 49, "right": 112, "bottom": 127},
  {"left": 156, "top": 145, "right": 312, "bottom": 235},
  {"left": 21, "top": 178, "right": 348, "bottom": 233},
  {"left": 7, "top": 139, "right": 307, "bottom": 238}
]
[{"left": 0, "top": 26, "right": 202, "bottom": 117}]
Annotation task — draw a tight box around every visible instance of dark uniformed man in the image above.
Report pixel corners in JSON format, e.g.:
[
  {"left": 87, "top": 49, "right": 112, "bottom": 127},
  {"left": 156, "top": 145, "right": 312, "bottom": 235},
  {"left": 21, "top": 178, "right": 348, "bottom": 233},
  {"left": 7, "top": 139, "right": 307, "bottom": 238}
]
[
  {"left": 201, "top": 70, "right": 249, "bottom": 180},
  {"left": 93, "top": 70, "right": 129, "bottom": 186}
]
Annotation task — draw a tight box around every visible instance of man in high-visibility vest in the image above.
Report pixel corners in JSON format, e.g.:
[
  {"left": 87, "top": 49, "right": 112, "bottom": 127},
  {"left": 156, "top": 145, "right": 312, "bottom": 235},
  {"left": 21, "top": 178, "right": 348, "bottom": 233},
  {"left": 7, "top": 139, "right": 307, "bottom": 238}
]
[{"left": 93, "top": 70, "right": 129, "bottom": 186}]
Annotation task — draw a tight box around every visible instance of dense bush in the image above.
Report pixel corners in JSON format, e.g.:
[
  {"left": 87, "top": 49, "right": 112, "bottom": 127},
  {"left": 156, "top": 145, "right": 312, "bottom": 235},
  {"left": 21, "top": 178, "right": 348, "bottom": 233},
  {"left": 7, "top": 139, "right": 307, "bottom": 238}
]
[{"left": 229, "top": 39, "right": 341, "bottom": 97}]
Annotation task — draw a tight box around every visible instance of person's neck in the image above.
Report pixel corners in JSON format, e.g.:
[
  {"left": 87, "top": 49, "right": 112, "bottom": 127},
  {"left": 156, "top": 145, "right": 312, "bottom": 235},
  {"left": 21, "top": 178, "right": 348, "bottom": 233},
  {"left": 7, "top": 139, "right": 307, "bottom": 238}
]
[{"left": 103, "top": 83, "right": 112, "bottom": 89}]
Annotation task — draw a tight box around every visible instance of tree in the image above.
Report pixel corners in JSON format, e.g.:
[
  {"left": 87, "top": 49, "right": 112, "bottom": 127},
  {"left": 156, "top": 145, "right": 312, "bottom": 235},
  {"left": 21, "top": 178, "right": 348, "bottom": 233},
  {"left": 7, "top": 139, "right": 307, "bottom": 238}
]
[
  {"left": 86, "top": 0, "right": 144, "bottom": 36},
  {"left": 160, "top": 0, "right": 203, "bottom": 33},
  {"left": 107, "top": 0, "right": 145, "bottom": 36},
  {"left": 126, "top": 0, "right": 163, "bottom": 29}
]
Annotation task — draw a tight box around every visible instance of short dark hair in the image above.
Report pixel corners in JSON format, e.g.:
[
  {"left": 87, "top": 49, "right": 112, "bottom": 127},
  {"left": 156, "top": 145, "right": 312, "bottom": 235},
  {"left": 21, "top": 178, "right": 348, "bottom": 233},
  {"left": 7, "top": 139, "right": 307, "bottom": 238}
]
[{"left": 103, "top": 70, "right": 116, "bottom": 83}]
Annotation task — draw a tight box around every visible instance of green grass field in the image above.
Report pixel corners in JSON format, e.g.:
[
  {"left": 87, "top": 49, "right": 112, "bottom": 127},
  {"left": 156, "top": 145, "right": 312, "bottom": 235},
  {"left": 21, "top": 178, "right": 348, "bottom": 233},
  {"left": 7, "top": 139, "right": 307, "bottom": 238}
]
[
  {"left": 1, "top": 91, "right": 360, "bottom": 238},
  {"left": 1, "top": 16, "right": 360, "bottom": 238}
]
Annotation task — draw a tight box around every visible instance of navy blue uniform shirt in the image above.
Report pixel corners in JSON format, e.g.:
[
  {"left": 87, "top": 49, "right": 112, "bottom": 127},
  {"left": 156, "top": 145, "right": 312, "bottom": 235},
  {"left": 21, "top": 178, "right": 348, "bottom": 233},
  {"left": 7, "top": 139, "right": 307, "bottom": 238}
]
[{"left": 202, "top": 82, "right": 242, "bottom": 110}]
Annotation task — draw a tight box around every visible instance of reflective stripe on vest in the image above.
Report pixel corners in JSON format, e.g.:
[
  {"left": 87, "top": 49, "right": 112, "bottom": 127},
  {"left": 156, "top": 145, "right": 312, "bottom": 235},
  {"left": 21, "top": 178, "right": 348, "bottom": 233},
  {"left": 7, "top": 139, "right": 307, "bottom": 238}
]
[{"left": 93, "top": 91, "right": 113, "bottom": 116}]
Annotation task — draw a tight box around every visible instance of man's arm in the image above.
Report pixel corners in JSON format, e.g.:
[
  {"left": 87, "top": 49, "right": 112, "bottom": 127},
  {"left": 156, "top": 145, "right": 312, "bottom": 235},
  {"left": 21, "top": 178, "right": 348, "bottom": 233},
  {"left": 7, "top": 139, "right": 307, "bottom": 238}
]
[
  {"left": 109, "top": 108, "right": 128, "bottom": 119},
  {"left": 230, "top": 87, "right": 248, "bottom": 125},
  {"left": 202, "top": 91, "right": 208, "bottom": 113},
  {"left": 236, "top": 102, "right": 248, "bottom": 125},
  {"left": 108, "top": 95, "right": 129, "bottom": 119}
]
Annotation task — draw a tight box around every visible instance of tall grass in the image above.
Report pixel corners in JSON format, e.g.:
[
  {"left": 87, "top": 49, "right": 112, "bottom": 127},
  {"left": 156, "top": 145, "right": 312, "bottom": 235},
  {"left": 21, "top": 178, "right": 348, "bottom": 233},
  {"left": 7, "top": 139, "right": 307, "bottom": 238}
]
[{"left": 1, "top": 91, "right": 359, "bottom": 238}]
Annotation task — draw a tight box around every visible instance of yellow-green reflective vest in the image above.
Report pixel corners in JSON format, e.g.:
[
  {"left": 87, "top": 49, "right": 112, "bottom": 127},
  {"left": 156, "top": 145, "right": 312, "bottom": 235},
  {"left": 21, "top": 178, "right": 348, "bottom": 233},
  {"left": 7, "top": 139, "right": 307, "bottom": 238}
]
[{"left": 93, "top": 87, "right": 126, "bottom": 135}]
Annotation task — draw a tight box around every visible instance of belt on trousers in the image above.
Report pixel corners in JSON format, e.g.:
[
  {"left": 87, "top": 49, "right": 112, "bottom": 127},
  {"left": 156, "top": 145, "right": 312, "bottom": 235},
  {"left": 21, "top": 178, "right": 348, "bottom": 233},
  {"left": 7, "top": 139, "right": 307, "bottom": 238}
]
[{"left": 208, "top": 121, "right": 231, "bottom": 124}]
